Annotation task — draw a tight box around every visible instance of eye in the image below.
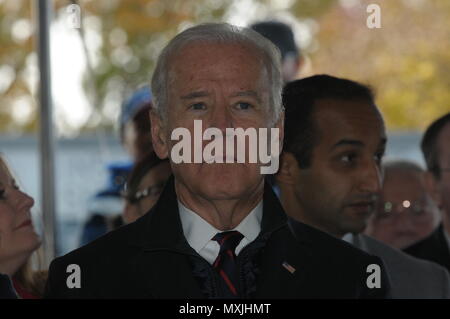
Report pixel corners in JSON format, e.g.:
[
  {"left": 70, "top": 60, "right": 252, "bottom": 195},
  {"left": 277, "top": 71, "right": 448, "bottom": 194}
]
[
  {"left": 190, "top": 102, "right": 206, "bottom": 111},
  {"left": 0, "top": 189, "right": 5, "bottom": 199},
  {"left": 235, "top": 102, "right": 252, "bottom": 110},
  {"left": 340, "top": 153, "right": 357, "bottom": 164},
  {"left": 149, "top": 182, "right": 165, "bottom": 196},
  {"left": 411, "top": 203, "right": 426, "bottom": 216}
]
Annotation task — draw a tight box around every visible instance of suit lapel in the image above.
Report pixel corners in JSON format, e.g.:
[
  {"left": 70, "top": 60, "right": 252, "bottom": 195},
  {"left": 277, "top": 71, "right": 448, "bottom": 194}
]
[
  {"left": 252, "top": 184, "right": 314, "bottom": 298},
  {"left": 253, "top": 230, "right": 314, "bottom": 298},
  {"left": 135, "top": 249, "right": 205, "bottom": 298},
  {"left": 127, "top": 176, "right": 205, "bottom": 298}
]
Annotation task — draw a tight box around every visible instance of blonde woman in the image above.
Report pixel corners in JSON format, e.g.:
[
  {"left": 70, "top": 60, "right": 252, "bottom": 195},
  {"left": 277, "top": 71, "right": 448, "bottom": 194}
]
[{"left": 0, "top": 155, "right": 45, "bottom": 298}]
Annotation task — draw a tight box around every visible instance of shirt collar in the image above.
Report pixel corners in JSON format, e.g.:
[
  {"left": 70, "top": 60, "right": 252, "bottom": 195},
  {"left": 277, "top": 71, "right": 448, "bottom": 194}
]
[
  {"left": 342, "top": 233, "right": 354, "bottom": 244},
  {"left": 178, "top": 200, "right": 263, "bottom": 254}
]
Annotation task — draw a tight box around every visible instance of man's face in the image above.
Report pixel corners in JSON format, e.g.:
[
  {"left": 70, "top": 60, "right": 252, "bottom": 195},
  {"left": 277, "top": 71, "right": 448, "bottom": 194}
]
[
  {"left": 366, "top": 169, "right": 440, "bottom": 249},
  {"left": 151, "top": 42, "right": 282, "bottom": 201},
  {"left": 291, "top": 99, "right": 386, "bottom": 238},
  {"left": 436, "top": 123, "right": 450, "bottom": 219}
]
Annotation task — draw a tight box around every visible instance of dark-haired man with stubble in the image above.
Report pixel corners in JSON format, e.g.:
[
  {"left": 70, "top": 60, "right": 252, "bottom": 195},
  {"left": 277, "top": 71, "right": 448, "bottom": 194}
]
[
  {"left": 277, "top": 75, "right": 450, "bottom": 298},
  {"left": 404, "top": 112, "right": 450, "bottom": 272}
]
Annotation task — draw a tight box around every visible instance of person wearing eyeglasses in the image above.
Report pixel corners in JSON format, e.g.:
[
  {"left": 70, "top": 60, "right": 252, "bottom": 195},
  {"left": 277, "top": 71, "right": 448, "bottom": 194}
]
[
  {"left": 405, "top": 113, "right": 450, "bottom": 272},
  {"left": 365, "top": 161, "right": 441, "bottom": 249},
  {"left": 122, "top": 152, "right": 171, "bottom": 224}
]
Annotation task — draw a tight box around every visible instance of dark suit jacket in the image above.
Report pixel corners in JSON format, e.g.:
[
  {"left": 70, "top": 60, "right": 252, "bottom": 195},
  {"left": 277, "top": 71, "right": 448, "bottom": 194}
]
[
  {"left": 45, "top": 177, "right": 390, "bottom": 299},
  {"left": 404, "top": 224, "right": 450, "bottom": 272}
]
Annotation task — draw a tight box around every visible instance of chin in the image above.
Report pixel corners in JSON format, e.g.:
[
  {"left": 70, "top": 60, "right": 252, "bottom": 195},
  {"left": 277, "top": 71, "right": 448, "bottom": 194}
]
[
  {"left": 341, "top": 219, "right": 369, "bottom": 235},
  {"left": 202, "top": 183, "right": 248, "bottom": 200},
  {"left": 27, "top": 233, "right": 42, "bottom": 251},
  {"left": 174, "top": 162, "right": 264, "bottom": 200},
  {"left": 198, "top": 166, "right": 263, "bottom": 200}
]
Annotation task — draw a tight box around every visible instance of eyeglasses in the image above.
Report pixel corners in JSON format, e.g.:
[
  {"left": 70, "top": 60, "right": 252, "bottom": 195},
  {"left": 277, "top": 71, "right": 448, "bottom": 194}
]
[
  {"left": 375, "top": 199, "right": 433, "bottom": 221},
  {"left": 121, "top": 182, "right": 165, "bottom": 204}
]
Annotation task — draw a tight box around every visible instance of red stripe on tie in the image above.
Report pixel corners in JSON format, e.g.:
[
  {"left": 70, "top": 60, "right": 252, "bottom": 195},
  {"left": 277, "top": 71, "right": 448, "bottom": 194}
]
[
  {"left": 213, "top": 255, "right": 221, "bottom": 268},
  {"left": 226, "top": 249, "right": 234, "bottom": 259},
  {"left": 219, "top": 269, "right": 238, "bottom": 296}
]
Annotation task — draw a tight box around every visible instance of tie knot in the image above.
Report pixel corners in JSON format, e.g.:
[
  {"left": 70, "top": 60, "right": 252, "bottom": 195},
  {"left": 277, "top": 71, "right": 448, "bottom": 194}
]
[{"left": 212, "top": 231, "right": 244, "bottom": 252}]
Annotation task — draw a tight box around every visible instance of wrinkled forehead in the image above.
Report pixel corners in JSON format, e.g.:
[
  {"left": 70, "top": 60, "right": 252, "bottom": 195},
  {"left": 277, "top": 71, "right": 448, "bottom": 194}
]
[
  {"left": 167, "top": 41, "right": 268, "bottom": 79},
  {"left": 383, "top": 169, "right": 425, "bottom": 194}
]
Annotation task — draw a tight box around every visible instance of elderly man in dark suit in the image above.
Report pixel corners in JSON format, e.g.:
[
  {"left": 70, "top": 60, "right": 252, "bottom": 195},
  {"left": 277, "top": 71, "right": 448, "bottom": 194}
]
[
  {"left": 44, "top": 23, "right": 390, "bottom": 299},
  {"left": 404, "top": 113, "right": 450, "bottom": 271}
]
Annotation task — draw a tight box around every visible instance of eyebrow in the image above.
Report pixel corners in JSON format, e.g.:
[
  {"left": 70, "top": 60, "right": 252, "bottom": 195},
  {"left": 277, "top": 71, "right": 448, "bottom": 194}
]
[
  {"left": 331, "top": 139, "right": 364, "bottom": 150},
  {"left": 180, "top": 90, "right": 262, "bottom": 101},
  {"left": 331, "top": 138, "right": 387, "bottom": 151},
  {"left": 0, "top": 177, "right": 15, "bottom": 188},
  {"left": 230, "top": 90, "right": 261, "bottom": 103},
  {"left": 180, "top": 91, "right": 210, "bottom": 100}
]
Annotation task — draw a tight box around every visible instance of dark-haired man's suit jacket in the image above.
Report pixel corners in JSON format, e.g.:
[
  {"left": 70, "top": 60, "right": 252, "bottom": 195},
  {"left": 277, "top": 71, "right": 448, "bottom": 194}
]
[
  {"left": 45, "top": 178, "right": 390, "bottom": 299},
  {"left": 404, "top": 224, "right": 450, "bottom": 272}
]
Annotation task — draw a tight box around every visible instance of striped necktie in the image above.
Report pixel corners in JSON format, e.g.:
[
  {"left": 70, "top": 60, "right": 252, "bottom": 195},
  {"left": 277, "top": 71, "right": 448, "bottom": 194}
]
[{"left": 212, "top": 231, "right": 244, "bottom": 298}]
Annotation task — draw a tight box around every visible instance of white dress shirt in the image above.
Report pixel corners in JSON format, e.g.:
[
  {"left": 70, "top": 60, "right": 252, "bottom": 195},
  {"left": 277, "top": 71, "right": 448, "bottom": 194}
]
[
  {"left": 178, "top": 200, "right": 263, "bottom": 265},
  {"left": 342, "top": 233, "right": 354, "bottom": 244}
]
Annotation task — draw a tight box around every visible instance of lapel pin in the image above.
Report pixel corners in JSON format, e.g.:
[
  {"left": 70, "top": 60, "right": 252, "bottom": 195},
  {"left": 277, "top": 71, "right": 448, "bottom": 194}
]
[{"left": 282, "top": 261, "right": 296, "bottom": 274}]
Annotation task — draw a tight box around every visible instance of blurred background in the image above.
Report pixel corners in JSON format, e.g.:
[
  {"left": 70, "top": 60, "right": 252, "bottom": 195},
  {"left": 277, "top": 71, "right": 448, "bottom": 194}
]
[{"left": 0, "top": 0, "right": 449, "bottom": 257}]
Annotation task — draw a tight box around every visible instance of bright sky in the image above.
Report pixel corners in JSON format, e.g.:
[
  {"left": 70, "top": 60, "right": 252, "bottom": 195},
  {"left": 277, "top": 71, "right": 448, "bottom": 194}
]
[{"left": 50, "top": 16, "right": 91, "bottom": 136}]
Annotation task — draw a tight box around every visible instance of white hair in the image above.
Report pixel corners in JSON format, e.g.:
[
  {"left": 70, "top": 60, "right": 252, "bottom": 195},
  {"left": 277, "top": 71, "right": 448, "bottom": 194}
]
[{"left": 151, "top": 23, "right": 283, "bottom": 123}]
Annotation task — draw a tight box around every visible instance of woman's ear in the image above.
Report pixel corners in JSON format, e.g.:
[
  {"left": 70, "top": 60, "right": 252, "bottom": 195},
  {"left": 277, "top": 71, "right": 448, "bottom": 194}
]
[{"left": 149, "top": 110, "right": 169, "bottom": 159}]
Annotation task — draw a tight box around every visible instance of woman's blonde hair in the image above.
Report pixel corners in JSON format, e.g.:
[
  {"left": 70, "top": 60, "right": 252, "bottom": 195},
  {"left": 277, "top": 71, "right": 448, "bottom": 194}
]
[{"left": 0, "top": 154, "right": 47, "bottom": 297}]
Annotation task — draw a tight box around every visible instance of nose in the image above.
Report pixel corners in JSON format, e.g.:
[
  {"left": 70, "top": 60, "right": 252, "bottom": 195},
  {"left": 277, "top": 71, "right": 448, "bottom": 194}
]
[
  {"left": 359, "top": 159, "right": 382, "bottom": 194},
  {"left": 392, "top": 208, "right": 415, "bottom": 231},
  {"left": 17, "top": 189, "right": 35, "bottom": 212},
  {"left": 210, "top": 101, "right": 233, "bottom": 132}
]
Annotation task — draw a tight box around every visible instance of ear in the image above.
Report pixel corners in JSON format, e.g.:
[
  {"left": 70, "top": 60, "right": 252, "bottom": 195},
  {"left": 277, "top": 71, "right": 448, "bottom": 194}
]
[
  {"left": 276, "top": 152, "right": 298, "bottom": 186},
  {"left": 424, "top": 171, "right": 442, "bottom": 208},
  {"left": 275, "top": 110, "right": 284, "bottom": 155},
  {"left": 149, "top": 109, "right": 169, "bottom": 159}
]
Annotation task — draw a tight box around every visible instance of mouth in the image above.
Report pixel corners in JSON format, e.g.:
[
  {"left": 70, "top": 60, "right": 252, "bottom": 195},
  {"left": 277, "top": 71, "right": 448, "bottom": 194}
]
[{"left": 14, "top": 219, "right": 32, "bottom": 230}]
